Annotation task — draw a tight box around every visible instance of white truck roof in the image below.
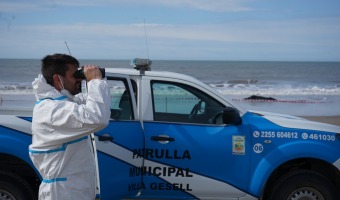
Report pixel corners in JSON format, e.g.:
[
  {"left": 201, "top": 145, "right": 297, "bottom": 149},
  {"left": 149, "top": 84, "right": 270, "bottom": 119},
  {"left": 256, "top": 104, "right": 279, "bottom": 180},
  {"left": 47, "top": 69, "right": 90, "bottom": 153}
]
[{"left": 105, "top": 68, "right": 198, "bottom": 82}]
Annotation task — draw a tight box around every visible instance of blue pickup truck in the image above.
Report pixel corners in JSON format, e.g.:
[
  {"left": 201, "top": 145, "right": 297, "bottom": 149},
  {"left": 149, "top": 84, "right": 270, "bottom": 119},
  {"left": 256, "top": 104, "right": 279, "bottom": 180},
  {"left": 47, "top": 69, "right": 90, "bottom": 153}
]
[{"left": 0, "top": 61, "right": 340, "bottom": 200}]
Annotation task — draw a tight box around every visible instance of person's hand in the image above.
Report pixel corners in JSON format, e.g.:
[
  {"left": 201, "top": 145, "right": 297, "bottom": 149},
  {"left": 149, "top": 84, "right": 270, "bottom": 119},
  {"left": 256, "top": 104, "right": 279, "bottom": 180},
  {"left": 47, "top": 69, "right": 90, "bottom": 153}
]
[{"left": 83, "top": 65, "right": 102, "bottom": 81}]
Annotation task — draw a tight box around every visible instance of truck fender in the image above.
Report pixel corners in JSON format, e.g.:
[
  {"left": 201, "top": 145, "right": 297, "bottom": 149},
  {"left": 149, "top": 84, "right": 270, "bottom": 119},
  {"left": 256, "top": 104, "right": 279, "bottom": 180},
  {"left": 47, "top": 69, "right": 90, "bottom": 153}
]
[
  {"left": 0, "top": 116, "right": 35, "bottom": 170},
  {"left": 0, "top": 134, "right": 34, "bottom": 168},
  {"left": 247, "top": 140, "right": 340, "bottom": 196}
]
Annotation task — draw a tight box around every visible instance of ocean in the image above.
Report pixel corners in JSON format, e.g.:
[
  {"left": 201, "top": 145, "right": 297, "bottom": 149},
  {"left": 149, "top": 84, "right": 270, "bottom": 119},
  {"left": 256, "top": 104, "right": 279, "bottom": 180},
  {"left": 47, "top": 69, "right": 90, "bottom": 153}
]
[{"left": 1, "top": 59, "right": 340, "bottom": 116}]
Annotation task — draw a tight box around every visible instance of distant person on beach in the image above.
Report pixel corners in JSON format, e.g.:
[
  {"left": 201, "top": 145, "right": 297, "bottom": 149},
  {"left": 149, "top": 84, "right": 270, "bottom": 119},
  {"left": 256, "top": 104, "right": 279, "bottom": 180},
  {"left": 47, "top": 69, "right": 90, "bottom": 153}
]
[{"left": 28, "top": 53, "right": 111, "bottom": 199}]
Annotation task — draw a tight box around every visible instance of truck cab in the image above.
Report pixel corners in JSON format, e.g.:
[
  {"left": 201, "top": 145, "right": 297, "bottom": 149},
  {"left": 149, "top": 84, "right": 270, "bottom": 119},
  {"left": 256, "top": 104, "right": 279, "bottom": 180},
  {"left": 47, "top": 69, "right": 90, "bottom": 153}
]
[{"left": 0, "top": 60, "right": 340, "bottom": 200}]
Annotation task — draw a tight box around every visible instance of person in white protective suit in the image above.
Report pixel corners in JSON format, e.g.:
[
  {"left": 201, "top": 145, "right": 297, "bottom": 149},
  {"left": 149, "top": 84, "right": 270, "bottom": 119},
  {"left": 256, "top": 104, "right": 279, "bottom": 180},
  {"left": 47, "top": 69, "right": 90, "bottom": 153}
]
[{"left": 29, "top": 53, "right": 111, "bottom": 200}]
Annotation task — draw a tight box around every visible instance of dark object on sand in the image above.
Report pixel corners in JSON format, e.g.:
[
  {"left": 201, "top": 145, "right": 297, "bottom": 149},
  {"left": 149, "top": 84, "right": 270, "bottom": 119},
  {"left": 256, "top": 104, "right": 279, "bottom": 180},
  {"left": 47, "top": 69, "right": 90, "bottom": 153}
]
[{"left": 244, "top": 95, "right": 277, "bottom": 101}]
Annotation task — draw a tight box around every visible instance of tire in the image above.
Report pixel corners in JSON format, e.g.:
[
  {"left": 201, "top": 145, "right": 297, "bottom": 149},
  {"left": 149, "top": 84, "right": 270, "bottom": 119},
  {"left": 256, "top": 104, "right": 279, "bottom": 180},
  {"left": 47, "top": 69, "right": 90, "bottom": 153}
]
[
  {"left": 0, "top": 171, "right": 36, "bottom": 200},
  {"left": 267, "top": 170, "right": 338, "bottom": 200}
]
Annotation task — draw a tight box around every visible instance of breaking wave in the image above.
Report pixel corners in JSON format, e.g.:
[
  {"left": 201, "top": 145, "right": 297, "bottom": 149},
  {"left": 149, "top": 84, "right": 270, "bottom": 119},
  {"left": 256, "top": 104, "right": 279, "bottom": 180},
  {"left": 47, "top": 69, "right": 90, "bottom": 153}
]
[
  {"left": 1, "top": 80, "right": 340, "bottom": 97},
  {"left": 208, "top": 80, "right": 340, "bottom": 96}
]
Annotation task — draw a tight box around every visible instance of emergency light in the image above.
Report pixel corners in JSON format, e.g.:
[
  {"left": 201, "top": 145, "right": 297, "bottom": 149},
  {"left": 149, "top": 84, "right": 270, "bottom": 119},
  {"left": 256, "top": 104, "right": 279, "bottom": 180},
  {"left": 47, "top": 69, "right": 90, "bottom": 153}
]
[{"left": 131, "top": 58, "right": 152, "bottom": 75}]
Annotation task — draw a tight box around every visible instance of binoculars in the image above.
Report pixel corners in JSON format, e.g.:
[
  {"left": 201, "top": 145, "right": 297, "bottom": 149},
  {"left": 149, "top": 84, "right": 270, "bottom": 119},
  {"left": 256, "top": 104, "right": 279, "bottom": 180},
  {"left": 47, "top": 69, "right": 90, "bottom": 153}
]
[{"left": 74, "top": 67, "right": 105, "bottom": 79}]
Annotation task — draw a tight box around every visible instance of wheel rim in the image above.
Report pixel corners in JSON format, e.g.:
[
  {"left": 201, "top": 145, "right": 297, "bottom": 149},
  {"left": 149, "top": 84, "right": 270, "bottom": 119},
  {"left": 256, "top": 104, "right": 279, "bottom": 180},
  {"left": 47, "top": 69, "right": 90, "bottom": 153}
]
[
  {"left": 288, "top": 187, "right": 324, "bottom": 200},
  {"left": 0, "top": 189, "right": 16, "bottom": 200}
]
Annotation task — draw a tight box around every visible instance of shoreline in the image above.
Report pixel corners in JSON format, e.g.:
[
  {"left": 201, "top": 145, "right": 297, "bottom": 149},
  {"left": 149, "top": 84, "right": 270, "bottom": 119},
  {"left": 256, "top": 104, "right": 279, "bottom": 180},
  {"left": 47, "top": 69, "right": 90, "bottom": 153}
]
[{"left": 301, "top": 116, "right": 340, "bottom": 126}]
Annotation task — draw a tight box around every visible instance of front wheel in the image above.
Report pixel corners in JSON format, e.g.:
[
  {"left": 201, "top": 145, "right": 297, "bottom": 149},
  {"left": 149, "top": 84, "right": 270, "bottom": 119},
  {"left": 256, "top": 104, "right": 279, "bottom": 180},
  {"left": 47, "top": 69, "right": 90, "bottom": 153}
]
[
  {"left": 0, "top": 171, "right": 36, "bottom": 200},
  {"left": 267, "top": 170, "right": 338, "bottom": 200}
]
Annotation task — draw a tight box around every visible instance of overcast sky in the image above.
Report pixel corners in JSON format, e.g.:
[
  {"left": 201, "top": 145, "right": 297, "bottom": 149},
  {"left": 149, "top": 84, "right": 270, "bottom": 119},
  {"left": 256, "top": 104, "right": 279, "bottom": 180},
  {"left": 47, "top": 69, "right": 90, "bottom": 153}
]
[{"left": 1, "top": 0, "right": 340, "bottom": 61}]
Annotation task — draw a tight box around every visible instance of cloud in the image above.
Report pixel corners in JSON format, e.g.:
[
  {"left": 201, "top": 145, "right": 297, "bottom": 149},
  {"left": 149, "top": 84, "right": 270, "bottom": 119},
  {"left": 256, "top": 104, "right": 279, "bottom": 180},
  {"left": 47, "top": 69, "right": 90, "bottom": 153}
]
[
  {"left": 2, "top": 17, "right": 339, "bottom": 54},
  {"left": 142, "top": 0, "right": 253, "bottom": 12},
  {"left": 0, "top": 1, "right": 91, "bottom": 13},
  {"left": 0, "top": 0, "right": 339, "bottom": 60},
  {"left": 0, "top": 2, "right": 41, "bottom": 13},
  {"left": 0, "top": 0, "right": 253, "bottom": 13}
]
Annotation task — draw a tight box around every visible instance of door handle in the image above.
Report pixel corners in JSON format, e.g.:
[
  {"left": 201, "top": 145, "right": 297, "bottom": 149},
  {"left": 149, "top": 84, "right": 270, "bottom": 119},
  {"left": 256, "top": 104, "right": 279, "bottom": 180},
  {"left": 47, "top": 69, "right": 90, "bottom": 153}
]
[
  {"left": 98, "top": 134, "right": 113, "bottom": 142},
  {"left": 151, "top": 135, "right": 175, "bottom": 142}
]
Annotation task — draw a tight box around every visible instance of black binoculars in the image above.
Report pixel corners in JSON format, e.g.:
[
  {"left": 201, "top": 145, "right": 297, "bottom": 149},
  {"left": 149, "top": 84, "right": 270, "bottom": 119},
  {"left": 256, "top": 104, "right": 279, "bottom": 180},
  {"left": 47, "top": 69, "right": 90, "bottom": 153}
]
[{"left": 73, "top": 67, "right": 105, "bottom": 79}]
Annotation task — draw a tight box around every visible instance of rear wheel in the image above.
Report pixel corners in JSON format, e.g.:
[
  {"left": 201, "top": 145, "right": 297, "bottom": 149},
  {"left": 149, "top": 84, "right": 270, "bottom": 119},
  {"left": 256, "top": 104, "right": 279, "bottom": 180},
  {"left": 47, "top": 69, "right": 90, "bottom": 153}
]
[
  {"left": 267, "top": 170, "right": 338, "bottom": 200},
  {"left": 0, "top": 171, "right": 36, "bottom": 200}
]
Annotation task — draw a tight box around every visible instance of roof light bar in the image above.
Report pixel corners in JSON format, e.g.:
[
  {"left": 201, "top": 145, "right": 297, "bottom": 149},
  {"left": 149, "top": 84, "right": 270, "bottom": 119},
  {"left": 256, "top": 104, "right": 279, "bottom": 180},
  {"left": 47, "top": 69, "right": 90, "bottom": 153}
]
[{"left": 131, "top": 58, "right": 152, "bottom": 75}]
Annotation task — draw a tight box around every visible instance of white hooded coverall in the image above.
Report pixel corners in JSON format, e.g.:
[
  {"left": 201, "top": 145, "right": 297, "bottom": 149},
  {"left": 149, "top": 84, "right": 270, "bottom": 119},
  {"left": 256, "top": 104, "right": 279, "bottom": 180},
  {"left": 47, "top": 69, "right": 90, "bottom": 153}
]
[{"left": 29, "top": 74, "right": 111, "bottom": 200}]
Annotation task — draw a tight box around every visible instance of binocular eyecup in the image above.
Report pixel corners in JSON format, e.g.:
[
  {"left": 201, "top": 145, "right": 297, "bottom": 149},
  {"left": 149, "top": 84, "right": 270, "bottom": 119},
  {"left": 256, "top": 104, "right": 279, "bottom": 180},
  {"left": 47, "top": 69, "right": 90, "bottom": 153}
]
[{"left": 73, "top": 67, "right": 105, "bottom": 79}]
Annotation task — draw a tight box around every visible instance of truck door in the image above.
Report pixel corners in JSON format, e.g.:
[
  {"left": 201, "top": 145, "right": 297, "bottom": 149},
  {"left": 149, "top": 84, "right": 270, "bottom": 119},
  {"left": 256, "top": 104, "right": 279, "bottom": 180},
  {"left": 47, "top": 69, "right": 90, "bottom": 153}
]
[
  {"left": 141, "top": 80, "right": 251, "bottom": 199},
  {"left": 94, "top": 76, "right": 144, "bottom": 199}
]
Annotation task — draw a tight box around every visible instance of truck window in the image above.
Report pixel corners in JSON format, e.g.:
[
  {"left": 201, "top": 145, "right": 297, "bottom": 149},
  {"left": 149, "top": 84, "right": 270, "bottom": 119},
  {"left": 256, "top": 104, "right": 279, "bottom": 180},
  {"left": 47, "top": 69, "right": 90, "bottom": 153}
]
[
  {"left": 107, "top": 79, "right": 135, "bottom": 120},
  {"left": 151, "top": 81, "right": 225, "bottom": 124}
]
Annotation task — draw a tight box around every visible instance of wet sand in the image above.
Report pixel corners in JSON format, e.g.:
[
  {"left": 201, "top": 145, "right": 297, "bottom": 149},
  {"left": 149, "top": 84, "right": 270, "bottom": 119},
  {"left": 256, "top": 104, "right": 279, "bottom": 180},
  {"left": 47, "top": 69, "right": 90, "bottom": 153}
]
[{"left": 302, "top": 116, "right": 340, "bottom": 126}]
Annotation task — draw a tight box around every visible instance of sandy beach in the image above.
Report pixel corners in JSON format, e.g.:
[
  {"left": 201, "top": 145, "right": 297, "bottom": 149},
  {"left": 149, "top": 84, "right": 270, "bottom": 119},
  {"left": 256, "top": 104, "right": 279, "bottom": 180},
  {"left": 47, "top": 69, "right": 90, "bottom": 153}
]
[{"left": 302, "top": 116, "right": 340, "bottom": 126}]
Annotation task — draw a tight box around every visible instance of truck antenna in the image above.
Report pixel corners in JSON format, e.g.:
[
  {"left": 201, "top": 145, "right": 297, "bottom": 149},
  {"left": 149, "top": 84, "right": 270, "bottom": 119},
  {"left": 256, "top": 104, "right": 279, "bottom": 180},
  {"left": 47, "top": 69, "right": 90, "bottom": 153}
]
[
  {"left": 65, "top": 41, "right": 72, "bottom": 55},
  {"left": 144, "top": 19, "right": 150, "bottom": 59}
]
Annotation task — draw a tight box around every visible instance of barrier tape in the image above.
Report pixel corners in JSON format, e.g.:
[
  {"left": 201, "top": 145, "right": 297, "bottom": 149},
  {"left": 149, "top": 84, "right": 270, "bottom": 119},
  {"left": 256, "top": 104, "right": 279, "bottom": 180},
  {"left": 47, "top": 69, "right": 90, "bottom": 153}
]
[
  {"left": 110, "top": 95, "right": 334, "bottom": 104},
  {"left": 231, "top": 99, "right": 333, "bottom": 104},
  {"left": 0, "top": 94, "right": 335, "bottom": 108}
]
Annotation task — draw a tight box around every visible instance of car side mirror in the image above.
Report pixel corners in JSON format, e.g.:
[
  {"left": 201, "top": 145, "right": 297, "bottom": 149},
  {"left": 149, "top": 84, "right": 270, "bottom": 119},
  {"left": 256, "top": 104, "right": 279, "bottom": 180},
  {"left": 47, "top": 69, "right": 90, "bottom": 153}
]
[{"left": 222, "top": 107, "right": 242, "bottom": 125}]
